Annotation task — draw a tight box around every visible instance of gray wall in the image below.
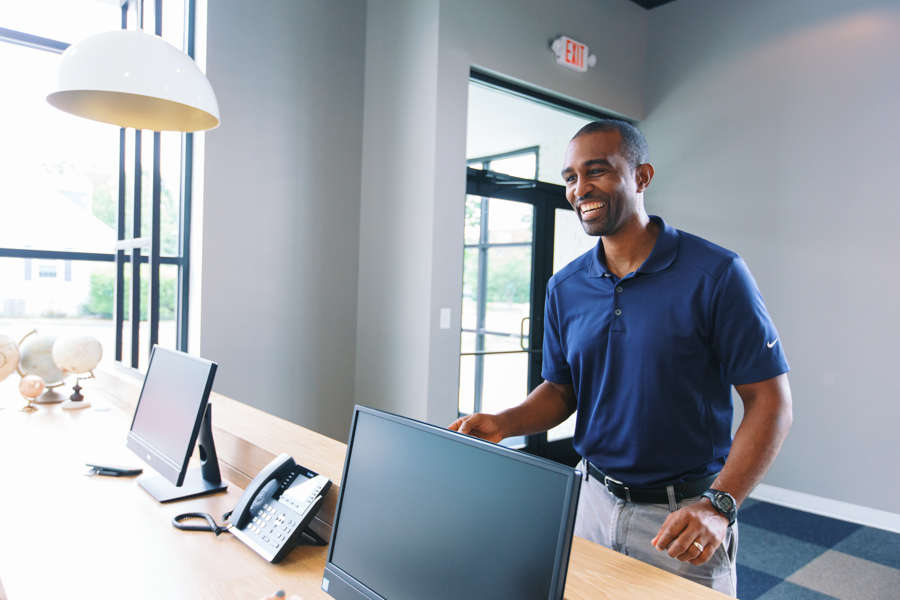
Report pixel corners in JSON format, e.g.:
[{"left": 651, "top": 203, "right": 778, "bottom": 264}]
[
  {"left": 642, "top": 0, "right": 900, "bottom": 512},
  {"left": 355, "top": 0, "right": 647, "bottom": 426},
  {"left": 201, "top": 0, "right": 365, "bottom": 441}
]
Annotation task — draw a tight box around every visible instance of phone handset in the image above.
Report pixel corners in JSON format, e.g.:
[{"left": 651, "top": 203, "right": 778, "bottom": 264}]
[{"left": 230, "top": 452, "right": 297, "bottom": 529}]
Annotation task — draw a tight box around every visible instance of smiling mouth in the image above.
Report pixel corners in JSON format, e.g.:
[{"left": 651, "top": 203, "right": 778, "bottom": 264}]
[{"left": 579, "top": 201, "right": 606, "bottom": 221}]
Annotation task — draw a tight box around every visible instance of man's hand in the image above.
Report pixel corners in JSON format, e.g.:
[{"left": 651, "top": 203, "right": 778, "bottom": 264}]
[
  {"left": 448, "top": 413, "right": 505, "bottom": 443},
  {"left": 448, "top": 380, "right": 576, "bottom": 444},
  {"left": 650, "top": 499, "right": 729, "bottom": 565}
]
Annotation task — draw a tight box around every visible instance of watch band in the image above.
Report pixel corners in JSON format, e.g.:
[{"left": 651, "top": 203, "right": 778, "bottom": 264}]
[{"left": 702, "top": 489, "right": 737, "bottom": 526}]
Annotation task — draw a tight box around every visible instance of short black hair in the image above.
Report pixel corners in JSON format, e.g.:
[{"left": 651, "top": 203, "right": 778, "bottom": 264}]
[{"left": 572, "top": 119, "right": 649, "bottom": 168}]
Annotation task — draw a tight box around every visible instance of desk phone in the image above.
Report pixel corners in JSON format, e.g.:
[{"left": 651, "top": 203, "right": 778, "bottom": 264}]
[{"left": 228, "top": 453, "right": 331, "bottom": 563}]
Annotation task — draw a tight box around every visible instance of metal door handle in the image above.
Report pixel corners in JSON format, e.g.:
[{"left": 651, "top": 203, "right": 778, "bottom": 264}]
[{"left": 520, "top": 317, "right": 530, "bottom": 351}]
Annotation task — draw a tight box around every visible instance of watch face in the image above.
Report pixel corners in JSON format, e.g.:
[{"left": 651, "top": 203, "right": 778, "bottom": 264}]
[{"left": 718, "top": 494, "right": 735, "bottom": 511}]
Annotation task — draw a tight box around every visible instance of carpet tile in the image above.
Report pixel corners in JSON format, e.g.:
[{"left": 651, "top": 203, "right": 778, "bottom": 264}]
[
  {"left": 738, "top": 502, "right": 861, "bottom": 547},
  {"left": 736, "top": 523, "right": 827, "bottom": 579},
  {"left": 786, "top": 550, "right": 900, "bottom": 600},
  {"left": 755, "top": 581, "right": 837, "bottom": 600},
  {"left": 736, "top": 564, "right": 782, "bottom": 600},
  {"left": 832, "top": 525, "right": 900, "bottom": 569}
]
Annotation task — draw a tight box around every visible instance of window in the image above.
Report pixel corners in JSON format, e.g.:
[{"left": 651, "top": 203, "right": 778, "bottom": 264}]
[
  {"left": 38, "top": 265, "right": 58, "bottom": 279},
  {"left": 0, "top": 0, "right": 195, "bottom": 371}
]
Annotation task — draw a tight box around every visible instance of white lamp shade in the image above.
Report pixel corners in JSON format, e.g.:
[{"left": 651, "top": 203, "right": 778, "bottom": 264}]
[{"left": 47, "top": 30, "right": 220, "bottom": 132}]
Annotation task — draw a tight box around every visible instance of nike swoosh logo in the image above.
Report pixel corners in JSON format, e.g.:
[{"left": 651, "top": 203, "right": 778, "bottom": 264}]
[{"left": 767, "top": 339, "right": 778, "bottom": 348}]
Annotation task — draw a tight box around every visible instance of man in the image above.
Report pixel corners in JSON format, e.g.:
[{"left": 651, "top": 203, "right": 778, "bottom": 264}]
[{"left": 449, "top": 120, "right": 792, "bottom": 596}]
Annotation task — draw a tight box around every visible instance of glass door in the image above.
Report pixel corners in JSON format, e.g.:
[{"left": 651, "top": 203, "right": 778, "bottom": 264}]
[
  {"left": 460, "top": 166, "right": 578, "bottom": 464},
  {"left": 460, "top": 192, "right": 535, "bottom": 449},
  {"left": 461, "top": 71, "right": 621, "bottom": 465}
]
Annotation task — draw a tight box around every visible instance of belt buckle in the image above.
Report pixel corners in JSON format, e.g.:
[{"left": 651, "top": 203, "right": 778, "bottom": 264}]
[{"left": 603, "top": 473, "right": 632, "bottom": 502}]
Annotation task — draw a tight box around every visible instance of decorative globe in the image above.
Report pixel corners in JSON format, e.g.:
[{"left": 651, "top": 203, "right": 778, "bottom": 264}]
[
  {"left": 0, "top": 334, "right": 19, "bottom": 382},
  {"left": 18, "top": 334, "right": 65, "bottom": 386},
  {"left": 52, "top": 336, "right": 103, "bottom": 374},
  {"left": 19, "top": 374, "right": 46, "bottom": 399}
]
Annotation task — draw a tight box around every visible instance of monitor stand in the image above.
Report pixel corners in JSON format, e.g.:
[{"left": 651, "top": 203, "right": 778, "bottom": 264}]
[{"left": 138, "top": 403, "right": 228, "bottom": 503}]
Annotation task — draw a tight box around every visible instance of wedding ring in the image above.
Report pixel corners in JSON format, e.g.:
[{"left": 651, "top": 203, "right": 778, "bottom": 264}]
[{"left": 692, "top": 541, "right": 704, "bottom": 552}]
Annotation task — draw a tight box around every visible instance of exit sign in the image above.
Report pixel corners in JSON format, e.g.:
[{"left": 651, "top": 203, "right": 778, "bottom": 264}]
[{"left": 550, "top": 36, "right": 597, "bottom": 72}]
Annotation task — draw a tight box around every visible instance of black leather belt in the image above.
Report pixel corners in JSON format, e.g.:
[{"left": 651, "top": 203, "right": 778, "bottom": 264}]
[{"left": 586, "top": 461, "right": 717, "bottom": 504}]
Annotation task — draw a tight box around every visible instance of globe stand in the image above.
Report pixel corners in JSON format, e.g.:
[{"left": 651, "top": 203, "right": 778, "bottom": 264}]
[
  {"left": 20, "top": 399, "right": 38, "bottom": 413},
  {"left": 62, "top": 375, "right": 92, "bottom": 411},
  {"left": 33, "top": 387, "right": 64, "bottom": 405}
]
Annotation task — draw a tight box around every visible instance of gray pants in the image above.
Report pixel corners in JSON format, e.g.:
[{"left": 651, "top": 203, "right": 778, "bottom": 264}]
[{"left": 574, "top": 461, "right": 738, "bottom": 597}]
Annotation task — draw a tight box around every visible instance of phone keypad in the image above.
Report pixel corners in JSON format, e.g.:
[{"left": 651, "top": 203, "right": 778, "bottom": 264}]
[
  {"left": 246, "top": 502, "right": 290, "bottom": 553},
  {"left": 237, "top": 468, "right": 331, "bottom": 563}
]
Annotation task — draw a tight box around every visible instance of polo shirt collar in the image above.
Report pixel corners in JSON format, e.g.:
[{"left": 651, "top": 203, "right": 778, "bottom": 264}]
[{"left": 588, "top": 215, "right": 679, "bottom": 278}]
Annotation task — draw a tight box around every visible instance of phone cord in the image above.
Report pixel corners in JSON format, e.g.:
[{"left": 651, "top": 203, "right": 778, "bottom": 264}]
[{"left": 172, "top": 510, "right": 232, "bottom": 536}]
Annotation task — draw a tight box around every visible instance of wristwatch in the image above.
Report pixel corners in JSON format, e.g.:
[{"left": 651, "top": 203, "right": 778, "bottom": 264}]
[{"left": 702, "top": 489, "right": 737, "bottom": 526}]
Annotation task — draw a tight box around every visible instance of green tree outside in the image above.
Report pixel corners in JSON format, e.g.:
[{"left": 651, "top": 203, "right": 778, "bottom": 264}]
[
  {"left": 84, "top": 164, "right": 181, "bottom": 321},
  {"left": 90, "top": 169, "right": 180, "bottom": 256},
  {"left": 463, "top": 248, "right": 531, "bottom": 304},
  {"left": 82, "top": 272, "right": 177, "bottom": 321},
  {"left": 462, "top": 196, "right": 532, "bottom": 304}
]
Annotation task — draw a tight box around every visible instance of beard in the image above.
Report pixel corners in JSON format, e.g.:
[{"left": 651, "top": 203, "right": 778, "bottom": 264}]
[{"left": 578, "top": 190, "right": 624, "bottom": 237}]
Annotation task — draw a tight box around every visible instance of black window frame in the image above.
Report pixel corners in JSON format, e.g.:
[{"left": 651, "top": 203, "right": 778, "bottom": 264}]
[{"left": 0, "top": 0, "right": 197, "bottom": 370}]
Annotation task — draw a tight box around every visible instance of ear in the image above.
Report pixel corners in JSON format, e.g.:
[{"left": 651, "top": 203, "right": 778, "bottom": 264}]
[{"left": 635, "top": 163, "right": 654, "bottom": 193}]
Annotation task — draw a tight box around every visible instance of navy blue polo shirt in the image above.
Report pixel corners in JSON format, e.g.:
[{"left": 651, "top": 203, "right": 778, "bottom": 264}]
[{"left": 542, "top": 216, "right": 789, "bottom": 487}]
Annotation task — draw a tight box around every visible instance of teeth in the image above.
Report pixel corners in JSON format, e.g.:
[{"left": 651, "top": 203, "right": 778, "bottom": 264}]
[{"left": 581, "top": 202, "right": 606, "bottom": 212}]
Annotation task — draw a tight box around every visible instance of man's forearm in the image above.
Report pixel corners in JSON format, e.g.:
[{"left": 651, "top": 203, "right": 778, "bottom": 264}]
[
  {"left": 495, "top": 381, "right": 576, "bottom": 439},
  {"left": 711, "top": 374, "right": 793, "bottom": 505}
]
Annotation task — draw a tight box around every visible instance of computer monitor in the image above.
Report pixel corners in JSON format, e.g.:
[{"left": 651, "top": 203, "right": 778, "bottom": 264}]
[
  {"left": 322, "top": 406, "right": 582, "bottom": 600},
  {"left": 126, "top": 346, "right": 227, "bottom": 503}
]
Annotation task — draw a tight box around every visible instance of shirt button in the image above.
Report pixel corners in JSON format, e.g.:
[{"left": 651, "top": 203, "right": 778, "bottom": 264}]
[
  {"left": 614, "top": 308, "right": 622, "bottom": 316},
  {"left": 615, "top": 286, "right": 624, "bottom": 293}
]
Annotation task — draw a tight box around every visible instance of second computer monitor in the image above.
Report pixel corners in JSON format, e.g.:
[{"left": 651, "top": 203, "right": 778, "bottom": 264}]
[{"left": 323, "top": 406, "right": 581, "bottom": 600}]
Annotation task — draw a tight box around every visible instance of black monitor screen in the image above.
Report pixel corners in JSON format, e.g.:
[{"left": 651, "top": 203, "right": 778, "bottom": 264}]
[
  {"left": 127, "top": 347, "right": 216, "bottom": 484},
  {"left": 323, "top": 407, "right": 581, "bottom": 600}
]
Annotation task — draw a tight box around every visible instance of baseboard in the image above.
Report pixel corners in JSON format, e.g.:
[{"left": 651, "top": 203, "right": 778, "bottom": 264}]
[{"left": 750, "top": 483, "right": 900, "bottom": 534}]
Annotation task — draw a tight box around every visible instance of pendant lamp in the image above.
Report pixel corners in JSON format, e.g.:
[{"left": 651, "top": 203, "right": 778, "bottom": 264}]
[{"left": 47, "top": 29, "right": 219, "bottom": 132}]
